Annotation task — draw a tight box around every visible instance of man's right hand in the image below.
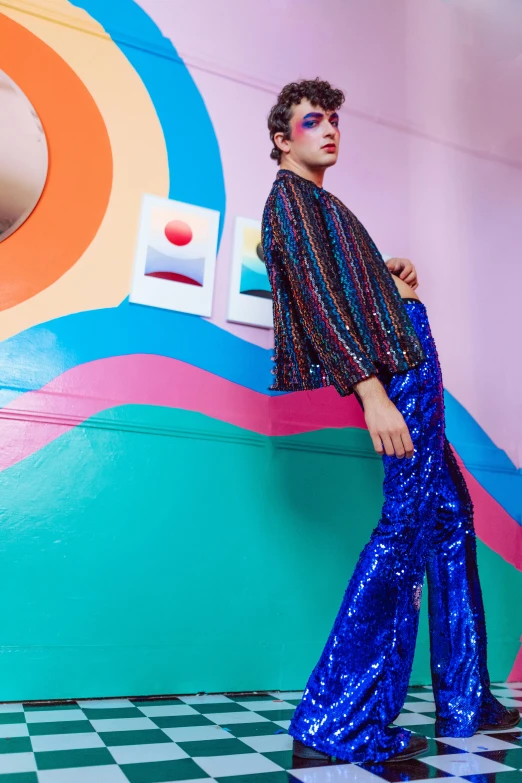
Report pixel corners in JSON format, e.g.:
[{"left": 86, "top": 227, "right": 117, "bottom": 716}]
[{"left": 353, "top": 375, "right": 414, "bottom": 459}]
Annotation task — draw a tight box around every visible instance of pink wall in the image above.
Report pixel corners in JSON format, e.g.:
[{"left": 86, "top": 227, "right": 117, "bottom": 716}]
[{"left": 141, "top": 0, "right": 522, "bottom": 469}]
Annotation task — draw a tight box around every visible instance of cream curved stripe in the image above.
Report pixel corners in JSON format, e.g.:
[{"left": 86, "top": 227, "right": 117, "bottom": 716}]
[{"left": 0, "top": 0, "right": 169, "bottom": 341}]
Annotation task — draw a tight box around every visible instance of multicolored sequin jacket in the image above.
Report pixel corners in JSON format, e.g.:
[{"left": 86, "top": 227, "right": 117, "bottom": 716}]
[{"left": 261, "top": 168, "right": 427, "bottom": 397}]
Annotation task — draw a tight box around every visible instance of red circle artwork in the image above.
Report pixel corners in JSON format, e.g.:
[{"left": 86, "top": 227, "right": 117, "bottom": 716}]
[{"left": 164, "top": 220, "right": 193, "bottom": 246}]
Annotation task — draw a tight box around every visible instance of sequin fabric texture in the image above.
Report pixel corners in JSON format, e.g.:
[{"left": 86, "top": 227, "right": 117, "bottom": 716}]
[
  {"left": 288, "top": 299, "right": 511, "bottom": 764},
  {"left": 261, "top": 168, "right": 427, "bottom": 397}
]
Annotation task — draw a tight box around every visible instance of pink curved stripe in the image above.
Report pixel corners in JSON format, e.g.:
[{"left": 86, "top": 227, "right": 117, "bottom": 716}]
[
  {"left": 508, "top": 645, "right": 522, "bottom": 682},
  {"left": 0, "top": 355, "right": 365, "bottom": 472},
  {"left": 449, "top": 444, "right": 522, "bottom": 571},
  {"left": 0, "top": 354, "right": 520, "bottom": 574}
]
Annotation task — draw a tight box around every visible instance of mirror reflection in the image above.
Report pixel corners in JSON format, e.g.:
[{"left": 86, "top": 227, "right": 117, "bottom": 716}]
[{"left": 0, "top": 70, "right": 48, "bottom": 242}]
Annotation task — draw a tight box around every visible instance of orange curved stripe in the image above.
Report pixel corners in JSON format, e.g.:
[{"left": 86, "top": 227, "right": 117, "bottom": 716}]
[{"left": 0, "top": 13, "right": 112, "bottom": 310}]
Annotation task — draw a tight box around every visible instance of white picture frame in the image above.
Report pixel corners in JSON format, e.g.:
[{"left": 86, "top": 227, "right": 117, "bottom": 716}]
[
  {"left": 130, "top": 193, "right": 220, "bottom": 317},
  {"left": 227, "top": 216, "right": 273, "bottom": 329}
]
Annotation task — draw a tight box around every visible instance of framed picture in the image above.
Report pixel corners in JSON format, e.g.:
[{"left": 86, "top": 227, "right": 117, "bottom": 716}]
[
  {"left": 227, "top": 217, "right": 273, "bottom": 329},
  {"left": 130, "top": 193, "right": 220, "bottom": 316}
]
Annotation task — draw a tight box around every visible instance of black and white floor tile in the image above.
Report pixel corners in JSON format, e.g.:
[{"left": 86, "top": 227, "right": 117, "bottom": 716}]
[{"left": 0, "top": 682, "right": 520, "bottom": 782}]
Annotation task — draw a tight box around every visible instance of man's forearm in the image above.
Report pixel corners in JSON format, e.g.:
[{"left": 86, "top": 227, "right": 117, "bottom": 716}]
[{"left": 353, "top": 374, "right": 388, "bottom": 407}]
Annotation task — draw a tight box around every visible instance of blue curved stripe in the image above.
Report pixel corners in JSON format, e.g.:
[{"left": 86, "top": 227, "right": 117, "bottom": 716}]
[
  {"left": 444, "top": 392, "right": 521, "bottom": 520},
  {"left": 70, "top": 0, "right": 226, "bottom": 246},
  {"left": 0, "top": 298, "right": 280, "bottom": 402},
  {"left": 0, "top": 299, "right": 519, "bottom": 525}
]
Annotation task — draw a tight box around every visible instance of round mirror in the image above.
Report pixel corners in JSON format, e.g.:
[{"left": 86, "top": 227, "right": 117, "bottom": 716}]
[{"left": 0, "top": 70, "right": 48, "bottom": 242}]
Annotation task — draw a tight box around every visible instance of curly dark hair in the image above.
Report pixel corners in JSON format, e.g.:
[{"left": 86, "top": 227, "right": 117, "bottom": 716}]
[{"left": 267, "top": 77, "right": 345, "bottom": 164}]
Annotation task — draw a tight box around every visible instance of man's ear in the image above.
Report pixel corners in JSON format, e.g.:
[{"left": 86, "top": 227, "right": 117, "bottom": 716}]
[{"left": 274, "top": 131, "right": 290, "bottom": 155}]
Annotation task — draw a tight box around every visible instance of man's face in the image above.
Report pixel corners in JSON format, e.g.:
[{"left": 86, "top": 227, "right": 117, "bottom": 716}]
[{"left": 277, "top": 98, "right": 340, "bottom": 169}]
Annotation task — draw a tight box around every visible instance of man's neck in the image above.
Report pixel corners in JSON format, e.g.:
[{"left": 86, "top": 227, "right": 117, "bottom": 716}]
[{"left": 279, "top": 160, "right": 325, "bottom": 189}]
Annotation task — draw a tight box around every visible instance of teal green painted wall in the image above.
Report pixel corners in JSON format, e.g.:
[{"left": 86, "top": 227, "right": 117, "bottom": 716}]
[{"left": 0, "top": 405, "right": 520, "bottom": 701}]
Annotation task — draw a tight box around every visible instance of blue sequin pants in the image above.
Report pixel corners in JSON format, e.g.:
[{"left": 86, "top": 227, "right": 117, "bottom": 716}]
[{"left": 288, "top": 299, "right": 509, "bottom": 764}]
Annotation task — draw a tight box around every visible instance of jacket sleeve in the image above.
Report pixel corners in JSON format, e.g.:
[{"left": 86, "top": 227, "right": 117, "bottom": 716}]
[{"left": 266, "top": 178, "right": 378, "bottom": 395}]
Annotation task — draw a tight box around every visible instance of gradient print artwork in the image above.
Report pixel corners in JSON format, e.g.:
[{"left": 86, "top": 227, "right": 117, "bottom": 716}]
[
  {"left": 227, "top": 217, "right": 273, "bottom": 328},
  {"left": 130, "top": 193, "right": 220, "bottom": 316}
]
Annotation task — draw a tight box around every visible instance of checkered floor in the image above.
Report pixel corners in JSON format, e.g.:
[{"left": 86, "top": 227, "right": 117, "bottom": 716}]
[{"left": 0, "top": 682, "right": 521, "bottom": 782}]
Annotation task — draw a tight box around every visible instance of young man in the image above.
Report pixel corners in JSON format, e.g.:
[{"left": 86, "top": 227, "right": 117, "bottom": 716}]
[{"left": 261, "top": 78, "right": 519, "bottom": 766}]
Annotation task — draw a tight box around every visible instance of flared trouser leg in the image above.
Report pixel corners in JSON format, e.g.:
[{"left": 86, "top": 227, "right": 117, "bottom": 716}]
[
  {"left": 426, "top": 436, "right": 508, "bottom": 736},
  {"left": 287, "top": 300, "right": 509, "bottom": 764}
]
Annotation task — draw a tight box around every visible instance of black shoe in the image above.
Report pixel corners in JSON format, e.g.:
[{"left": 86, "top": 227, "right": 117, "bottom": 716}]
[
  {"left": 292, "top": 738, "right": 331, "bottom": 760},
  {"left": 478, "top": 707, "right": 520, "bottom": 732},
  {"left": 383, "top": 734, "right": 429, "bottom": 762},
  {"left": 292, "top": 735, "right": 428, "bottom": 763}
]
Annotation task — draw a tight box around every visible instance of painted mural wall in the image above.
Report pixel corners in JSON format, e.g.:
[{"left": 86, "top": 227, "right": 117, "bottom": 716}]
[{"left": 0, "top": 0, "right": 520, "bottom": 701}]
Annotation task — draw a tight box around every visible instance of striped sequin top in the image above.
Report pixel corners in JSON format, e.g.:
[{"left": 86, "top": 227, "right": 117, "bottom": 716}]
[{"left": 261, "top": 168, "right": 427, "bottom": 396}]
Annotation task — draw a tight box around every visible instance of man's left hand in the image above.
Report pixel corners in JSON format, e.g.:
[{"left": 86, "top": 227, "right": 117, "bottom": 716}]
[{"left": 385, "top": 257, "right": 419, "bottom": 290}]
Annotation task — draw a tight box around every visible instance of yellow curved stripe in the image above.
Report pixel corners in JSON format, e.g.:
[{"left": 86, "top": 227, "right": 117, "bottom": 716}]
[{"left": 0, "top": 0, "right": 169, "bottom": 341}]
